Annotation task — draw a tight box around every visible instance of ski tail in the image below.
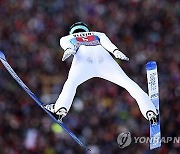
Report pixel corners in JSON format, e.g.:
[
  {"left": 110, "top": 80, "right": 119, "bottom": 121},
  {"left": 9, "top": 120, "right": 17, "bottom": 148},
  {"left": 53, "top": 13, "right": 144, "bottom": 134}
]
[
  {"left": 0, "top": 51, "right": 90, "bottom": 151},
  {"left": 146, "top": 61, "right": 161, "bottom": 150}
]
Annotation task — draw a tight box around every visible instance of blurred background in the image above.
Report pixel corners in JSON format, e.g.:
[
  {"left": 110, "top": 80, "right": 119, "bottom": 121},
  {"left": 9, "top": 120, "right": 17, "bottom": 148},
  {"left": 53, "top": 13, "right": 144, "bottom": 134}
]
[{"left": 0, "top": 0, "right": 179, "bottom": 154}]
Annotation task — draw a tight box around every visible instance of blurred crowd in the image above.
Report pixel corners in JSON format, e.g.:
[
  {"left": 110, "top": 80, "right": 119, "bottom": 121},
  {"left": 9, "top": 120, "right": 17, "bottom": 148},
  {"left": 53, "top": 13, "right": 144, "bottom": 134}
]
[{"left": 0, "top": 0, "right": 179, "bottom": 154}]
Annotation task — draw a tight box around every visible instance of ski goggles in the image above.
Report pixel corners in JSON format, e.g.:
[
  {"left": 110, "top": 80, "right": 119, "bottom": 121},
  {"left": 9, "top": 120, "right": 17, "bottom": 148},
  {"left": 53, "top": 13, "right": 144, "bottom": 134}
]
[{"left": 69, "top": 25, "right": 89, "bottom": 35}]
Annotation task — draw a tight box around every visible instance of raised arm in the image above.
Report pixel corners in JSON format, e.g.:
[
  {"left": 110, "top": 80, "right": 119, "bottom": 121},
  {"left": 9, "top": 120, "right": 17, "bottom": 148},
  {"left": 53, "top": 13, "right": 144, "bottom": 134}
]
[
  {"left": 60, "top": 36, "right": 76, "bottom": 61},
  {"left": 98, "top": 32, "right": 129, "bottom": 61}
]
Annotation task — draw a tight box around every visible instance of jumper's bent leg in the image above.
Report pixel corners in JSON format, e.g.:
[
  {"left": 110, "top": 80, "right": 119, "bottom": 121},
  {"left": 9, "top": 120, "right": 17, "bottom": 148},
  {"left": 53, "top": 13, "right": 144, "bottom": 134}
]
[
  {"left": 98, "top": 61, "right": 157, "bottom": 120},
  {"left": 55, "top": 63, "right": 94, "bottom": 113}
]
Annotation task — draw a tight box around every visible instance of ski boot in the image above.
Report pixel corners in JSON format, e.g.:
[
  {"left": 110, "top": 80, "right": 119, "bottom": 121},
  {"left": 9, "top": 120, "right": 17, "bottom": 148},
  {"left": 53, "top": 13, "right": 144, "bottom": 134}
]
[
  {"left": 146, "top": 110, "right": 159, "bottom": 125},
  {"left": 44, "top": 104, "right": 67, "bottom": 122}
]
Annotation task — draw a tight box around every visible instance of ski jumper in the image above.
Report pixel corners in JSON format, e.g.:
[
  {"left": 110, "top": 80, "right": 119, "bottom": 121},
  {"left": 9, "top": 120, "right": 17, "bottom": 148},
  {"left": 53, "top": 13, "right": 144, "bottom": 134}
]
[{"left": 55, "top": 31, "right": 157, "bottom": 120}]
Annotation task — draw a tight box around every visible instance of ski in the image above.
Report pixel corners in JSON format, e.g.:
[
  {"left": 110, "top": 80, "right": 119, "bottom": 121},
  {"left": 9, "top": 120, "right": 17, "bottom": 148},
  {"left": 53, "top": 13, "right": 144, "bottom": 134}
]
[
  {"left": 0, "top": 51, "right": 90, "bottom": 151},
  {"left": 146, "top": 61, "right": 161, "bottom": 149}
]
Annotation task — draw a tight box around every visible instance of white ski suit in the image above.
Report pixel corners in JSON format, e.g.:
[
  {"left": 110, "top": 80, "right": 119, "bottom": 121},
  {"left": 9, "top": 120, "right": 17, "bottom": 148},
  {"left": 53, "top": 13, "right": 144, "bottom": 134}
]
[{"left": 55, "top": 31, "right": 157, "bottom": 120}]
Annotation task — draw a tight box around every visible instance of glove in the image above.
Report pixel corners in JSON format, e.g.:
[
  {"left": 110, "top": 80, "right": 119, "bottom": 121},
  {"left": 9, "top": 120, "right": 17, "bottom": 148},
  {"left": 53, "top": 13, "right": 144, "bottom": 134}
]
[
  {"left": 62, "top": 48, "right": 76, "bottom": 61},
  {"left": 113, "top": 50, "right": 129, "bottom": 61}
]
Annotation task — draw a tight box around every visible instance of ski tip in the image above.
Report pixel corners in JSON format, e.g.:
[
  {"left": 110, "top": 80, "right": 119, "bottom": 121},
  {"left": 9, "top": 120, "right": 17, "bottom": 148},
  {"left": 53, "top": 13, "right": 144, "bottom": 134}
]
[
  {"left": 0, "top": 51, "right": 6, "bottom": 60},
  {"left": 146, "top": 61, "right": 157, "bottom": 70}
]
